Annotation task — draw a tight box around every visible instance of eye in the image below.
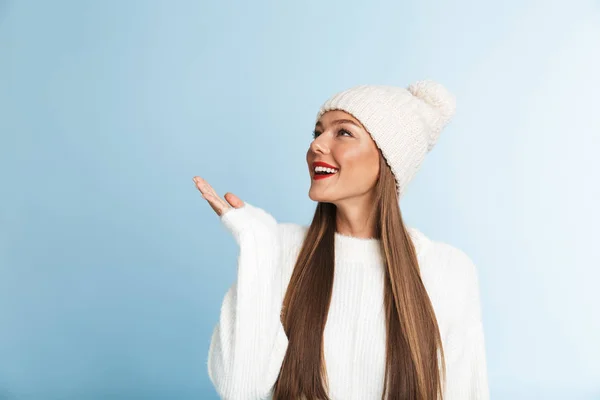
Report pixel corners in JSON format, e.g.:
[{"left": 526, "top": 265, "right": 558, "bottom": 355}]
[{"left": 312, "top": 129, "right": 352, "bottom": 139}]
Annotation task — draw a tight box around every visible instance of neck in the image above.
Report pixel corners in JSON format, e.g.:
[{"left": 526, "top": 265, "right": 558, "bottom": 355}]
[{"left": 333, "top": 197, "right": 378, "bottom": 239}]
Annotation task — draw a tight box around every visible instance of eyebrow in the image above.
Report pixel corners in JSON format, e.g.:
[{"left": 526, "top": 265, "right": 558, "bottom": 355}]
[{"left": 315, "top": 119, "right": 361, "bottom": 129}]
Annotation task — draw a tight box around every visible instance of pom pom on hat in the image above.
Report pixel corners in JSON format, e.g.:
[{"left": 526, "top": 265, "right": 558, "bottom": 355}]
[
  {"left": 315, "top": 78, "right": 456, "bottom": 199},
  {"left": 407, "top": 79, "right": 457, "bottom": 151}
]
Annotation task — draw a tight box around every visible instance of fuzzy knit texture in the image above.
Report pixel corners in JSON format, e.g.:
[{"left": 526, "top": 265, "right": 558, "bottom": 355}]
[{"left": 207, "top": 202, "right": 490, "bottom": 400}]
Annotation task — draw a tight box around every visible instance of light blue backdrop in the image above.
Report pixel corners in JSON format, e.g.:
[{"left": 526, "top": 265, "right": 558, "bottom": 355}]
[{"left": 1, "top": 0, "right": 599, "bottom": 399}]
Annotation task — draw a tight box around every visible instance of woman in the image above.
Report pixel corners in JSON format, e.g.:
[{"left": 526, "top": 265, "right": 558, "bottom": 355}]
[{"left": 196, "top": 79, "right": 490, "bottom": 400}]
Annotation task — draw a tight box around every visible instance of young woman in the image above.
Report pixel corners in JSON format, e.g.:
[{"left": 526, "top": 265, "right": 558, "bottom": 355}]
[{"left": 196, "top": 79, "right": 490, "bottom": 400}]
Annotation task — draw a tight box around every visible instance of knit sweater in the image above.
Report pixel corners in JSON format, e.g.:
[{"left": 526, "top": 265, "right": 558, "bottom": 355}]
[{"left": 207, "top": 202, "right": 490, "bottom": 400}]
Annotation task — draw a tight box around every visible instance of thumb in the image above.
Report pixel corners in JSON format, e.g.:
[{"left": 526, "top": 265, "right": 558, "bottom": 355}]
[{"left": 224, "top": 192, "right": 244, "bottom": 208}]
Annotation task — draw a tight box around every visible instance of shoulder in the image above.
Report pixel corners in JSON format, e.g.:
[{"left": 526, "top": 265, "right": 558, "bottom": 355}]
[
  {"left": 275, "top": 222, "right": 309, "bottom": 256},
  {"left": 274, "top": 223, "right": 308, "bottom": 284},
  {"left": 411, "top": 228, "right": 483, "bottom": 324},
  {"left": 430, "top": 239, "right": 478, "bottom": 280},
  {"left": 410, "top": 226, "right": 478, "bottom": 288},
  {"left": 276, "top": 222, "right": 308, "bottom": 242},
  {"left": 406, "top": 226, "right": 433, "bottom": 258}
]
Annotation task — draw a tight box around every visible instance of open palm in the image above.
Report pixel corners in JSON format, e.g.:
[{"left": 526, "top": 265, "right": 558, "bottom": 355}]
[{"left": 193, "top": 176, "right": 243, "bottom": 216}]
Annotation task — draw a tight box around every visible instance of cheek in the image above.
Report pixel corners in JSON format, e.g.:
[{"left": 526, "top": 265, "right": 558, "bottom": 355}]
[{"left": 339, "top": 149, "right": 379, "bottom": 183}]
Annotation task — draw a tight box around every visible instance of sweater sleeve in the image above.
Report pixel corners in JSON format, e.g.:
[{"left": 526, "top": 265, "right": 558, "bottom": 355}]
[
  {"left": 442, "top": 246, "right": 491, "bottom": 400},
  {"left": 207, "top": 202, "right": 289, "bottom": 400}
]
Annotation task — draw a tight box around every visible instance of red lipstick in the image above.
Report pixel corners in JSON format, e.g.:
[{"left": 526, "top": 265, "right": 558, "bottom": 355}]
[
  {"left": 312, "top": 161, "right": 339, "bottom": 180},
  {"left": 313, "top": 161, "right": 339, "bottom": 169}
]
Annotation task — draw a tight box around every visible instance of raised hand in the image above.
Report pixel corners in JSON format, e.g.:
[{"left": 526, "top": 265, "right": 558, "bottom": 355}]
[{"left": 193, "top": 176, "right": 243, "bottom": 217}]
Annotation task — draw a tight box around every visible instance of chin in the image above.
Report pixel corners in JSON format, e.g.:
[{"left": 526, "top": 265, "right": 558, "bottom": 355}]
[
  {"left": 308, "top": 189, "right": 322, "bottom": 202},
  {"left": 308, "top": 189, "right": 333, "bottom": 203}
]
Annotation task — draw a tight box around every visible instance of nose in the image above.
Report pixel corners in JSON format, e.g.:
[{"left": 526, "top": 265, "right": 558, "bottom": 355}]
[{"left": 310, "top": 136, "right": 330, "bottom": 155}]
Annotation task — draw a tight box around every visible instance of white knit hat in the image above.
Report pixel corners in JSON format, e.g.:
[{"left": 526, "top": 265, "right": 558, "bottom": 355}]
[{"left": 315, "top": 79, "right": 456, "bottom": 199}]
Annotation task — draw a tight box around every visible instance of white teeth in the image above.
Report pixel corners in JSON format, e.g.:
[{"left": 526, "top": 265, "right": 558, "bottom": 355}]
[{"left": 314, "top": 166, "right": 338, "bottom": 173}]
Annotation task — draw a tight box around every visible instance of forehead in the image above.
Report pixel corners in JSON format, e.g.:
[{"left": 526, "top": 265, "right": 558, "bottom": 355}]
[{"left": 316, "top": 110, "right": 362, "bottom": 126}]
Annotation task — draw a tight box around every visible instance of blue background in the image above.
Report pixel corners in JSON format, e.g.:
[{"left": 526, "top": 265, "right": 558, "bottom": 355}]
[{"left": 1, "top": 0, "right": 599, "bottom": 399}]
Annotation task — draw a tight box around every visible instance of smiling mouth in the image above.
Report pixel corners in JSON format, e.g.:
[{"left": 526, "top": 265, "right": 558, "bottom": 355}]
[{"left": 313, "top": 170, "right": 338, "bottom": 180}]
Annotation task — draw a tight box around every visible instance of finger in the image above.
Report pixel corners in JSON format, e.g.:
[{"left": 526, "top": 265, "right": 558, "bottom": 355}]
[
  {"left": 201, "top": 192, "right": 229, "bottom": 216},
  {"left": 194, "top": 176, "right": 218, "bottom": 198},
  {"left": 194, "top": 177, "right": 226, "bottom": 208},
  {"left": 194, "top": 177, "right": 240, "bottom": 211},
  {"left": 193, "top": 176, "right": 210, "bottom": 196},
  {"left": 193, "top": 177, "right": 230, "bottom": 216},
  {"left": 224, "top": 192, "right": 244, "bottom": 208}
]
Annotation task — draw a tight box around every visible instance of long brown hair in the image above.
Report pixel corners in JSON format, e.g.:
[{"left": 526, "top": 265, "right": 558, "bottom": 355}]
[{"left": 272, "top": 151, "right": 446, "bottom": 400}]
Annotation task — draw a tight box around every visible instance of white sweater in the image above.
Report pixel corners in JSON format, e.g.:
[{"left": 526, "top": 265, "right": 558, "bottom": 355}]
[{"left": 207, "top": 202, "right": 490, "bottom": 400}]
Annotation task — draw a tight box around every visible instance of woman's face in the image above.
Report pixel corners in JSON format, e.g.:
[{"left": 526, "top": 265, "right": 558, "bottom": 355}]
[{"left": 306, "top": 110, "right": 380, "bottom": 203}]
